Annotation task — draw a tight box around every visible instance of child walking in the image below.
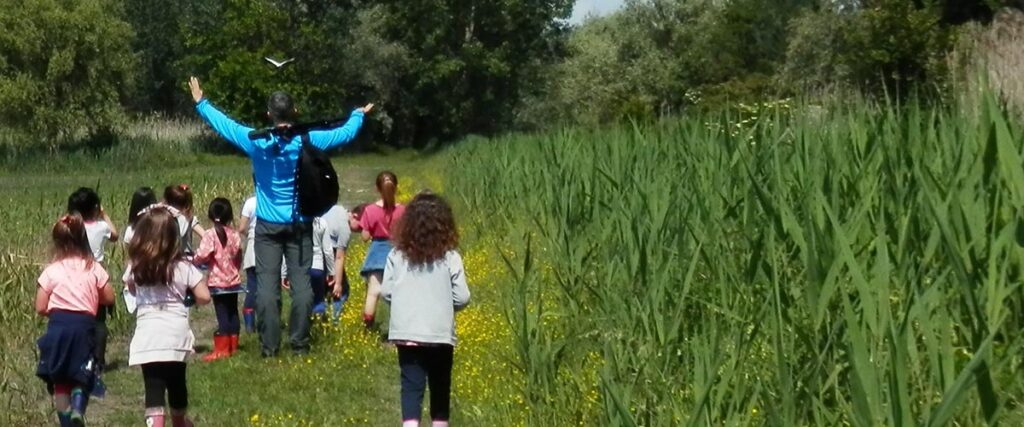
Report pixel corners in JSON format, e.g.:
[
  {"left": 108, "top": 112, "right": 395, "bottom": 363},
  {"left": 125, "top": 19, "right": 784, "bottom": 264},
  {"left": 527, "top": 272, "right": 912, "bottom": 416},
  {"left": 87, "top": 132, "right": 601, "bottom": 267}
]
[
  {"left": 66, "top": 187, "right": 118, "bottom": 397},
  {"left": 124, "top": 187, "right": 158, "bottom": 245},
  {"left": 360, "top": 171, "right": 406, "bottom": 328},
  {"left": 162, "top": 184, "right": 205, "bottom": 257},
  {"left": 238, "top": 195, "right": 258, "bottom": 332},
  {"left": 309, "top": 214, "right": 339, "bottom": 320},
  {"left": 35, "top": 214, "right": 115, "bottom": 427},
  {"left": 382, "top": 192, "right": 470, "bottom": 427},
  {"left": 125, "top": 206, "right": 212, "bottom": 427},
  {"left": 192, "top": 198, "right": 243, "bottom": 361},
  {"left": 123, "top": 187, "right": 159, "bottom": 314},
  {"left": 330, "top": 204, "right": 363, "bottom": 323}
]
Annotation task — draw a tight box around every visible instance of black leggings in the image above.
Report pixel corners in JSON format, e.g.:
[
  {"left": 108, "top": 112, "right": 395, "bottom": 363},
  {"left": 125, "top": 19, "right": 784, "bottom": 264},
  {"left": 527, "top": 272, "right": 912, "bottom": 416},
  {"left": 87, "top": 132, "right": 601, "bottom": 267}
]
[
  {"left": 141, "top": 362, "right": 188, "bottom": 409},
  {"left": 213, "top": 293, "right": 240, "bottom": 335},
  {"left": 94, "top": 305, "right": 109, "bottom": 368},
  {"left": 398, "top": 345, "right": 454, "bottom": 421}
]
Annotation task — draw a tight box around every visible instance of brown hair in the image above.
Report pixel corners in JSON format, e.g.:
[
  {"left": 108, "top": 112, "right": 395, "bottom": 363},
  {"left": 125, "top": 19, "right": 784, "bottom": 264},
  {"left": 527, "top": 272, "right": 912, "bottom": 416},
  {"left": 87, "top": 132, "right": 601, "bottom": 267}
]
[
  {"left": 127, "top": 207, "right": 182, "bottom": 286},
  {"left": 375, "top": 171, "right": 398, "bottom": 210},
  {"left": 164, "top": 184, "right": 193, "bottom": 212},
  {"left": 393, "top": 192, "right": 458, "bottom": 265},
  {"left": 51, "top": 213, "right": 93, "bottom": 265}
]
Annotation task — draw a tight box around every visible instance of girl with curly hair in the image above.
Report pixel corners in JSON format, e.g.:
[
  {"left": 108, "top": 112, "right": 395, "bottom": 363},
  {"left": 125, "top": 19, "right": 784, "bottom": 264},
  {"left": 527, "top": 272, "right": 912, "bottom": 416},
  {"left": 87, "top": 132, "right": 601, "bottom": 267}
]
[{"left": 381, "top": 192, "right": 470, "bottom": 427}]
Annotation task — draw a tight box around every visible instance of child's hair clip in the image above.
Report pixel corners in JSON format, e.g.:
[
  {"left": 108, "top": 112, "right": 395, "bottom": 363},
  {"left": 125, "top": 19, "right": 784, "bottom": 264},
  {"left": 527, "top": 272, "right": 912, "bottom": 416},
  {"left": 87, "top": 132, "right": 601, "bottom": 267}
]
[
  {"left": 179, "top": 184, "right": 189, "bottom": 191},
  {"left": 136, "top": 204, "right": 170, "bottom": 218},
  {"left": 59, "top": 215, "right": 72, "bottom": 224}
]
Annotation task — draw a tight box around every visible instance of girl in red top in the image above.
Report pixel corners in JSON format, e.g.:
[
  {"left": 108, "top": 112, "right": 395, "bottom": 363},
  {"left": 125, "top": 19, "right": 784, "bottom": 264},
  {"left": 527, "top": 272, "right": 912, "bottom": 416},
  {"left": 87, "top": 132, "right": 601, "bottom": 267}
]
[
  {"left": 358, "top": 171, "right": 406, "bottom": 328},
  {"left": 192, "top": 198, "right": 243, "bottom": 361},
  {"left": 35, "top": 214, "right": 116, "bottom": 426}
]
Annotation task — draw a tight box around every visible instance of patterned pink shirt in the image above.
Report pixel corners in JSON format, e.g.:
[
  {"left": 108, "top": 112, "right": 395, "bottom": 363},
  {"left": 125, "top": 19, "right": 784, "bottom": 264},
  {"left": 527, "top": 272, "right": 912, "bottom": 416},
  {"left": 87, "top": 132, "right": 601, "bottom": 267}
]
[{"left": 193, "top": 227, "right": 241, "bottom": 288}]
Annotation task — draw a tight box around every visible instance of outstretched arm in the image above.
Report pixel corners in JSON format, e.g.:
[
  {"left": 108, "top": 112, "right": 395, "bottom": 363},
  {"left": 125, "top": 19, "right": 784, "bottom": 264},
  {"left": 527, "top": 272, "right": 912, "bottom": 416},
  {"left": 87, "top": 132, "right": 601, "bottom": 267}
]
[
  {"left": 307, "top": 103, "right": 374, "bottom": 151},
  {"left": 190, "top": 77, "right": 257, "bottom": 155}
]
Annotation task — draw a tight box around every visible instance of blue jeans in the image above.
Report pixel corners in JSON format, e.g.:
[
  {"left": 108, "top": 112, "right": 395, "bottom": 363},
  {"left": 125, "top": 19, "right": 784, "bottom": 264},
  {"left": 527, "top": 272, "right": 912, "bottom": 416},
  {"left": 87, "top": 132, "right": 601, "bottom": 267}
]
[
  {"left": 310, "top": 269, "right": 326, "bottom": 314},
  {"left": 244, "top": 268, "right": 258, "bottom": 310}
]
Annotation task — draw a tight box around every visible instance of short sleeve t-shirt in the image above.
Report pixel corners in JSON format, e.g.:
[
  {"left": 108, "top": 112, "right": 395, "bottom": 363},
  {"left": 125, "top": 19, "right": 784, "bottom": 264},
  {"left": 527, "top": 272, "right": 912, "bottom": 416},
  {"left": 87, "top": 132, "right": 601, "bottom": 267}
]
[
  {"left": 38, "top": 258, "right": 109, "bottom": 315},
  {"left": 123, "top": 261, "right": 203, "bottom": 313},
  {"left": 241, "top": 197, "right": 257, "bottom": 270},
  {"left": 84, "top": 221, "right": 113, "bottom": 262},
  {"left": 321, "top": 205, "right": 351, "bottom": 250},
  {"left": 153, "top": 204, "right": 199, "bottom": 256},
  {"left": 123, "top": 225, "right": 135, "bottom": 246},
  {"left": 359, "top": 203, "right": 405, "bottom": 240}
]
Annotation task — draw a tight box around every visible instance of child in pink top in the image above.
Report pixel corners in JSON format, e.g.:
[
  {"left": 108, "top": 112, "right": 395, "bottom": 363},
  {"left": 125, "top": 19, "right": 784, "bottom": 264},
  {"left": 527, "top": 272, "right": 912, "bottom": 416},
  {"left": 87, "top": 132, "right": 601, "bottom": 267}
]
[
  {"left": 35, "top": 214, "right": 115, "bottom": 426},
  {"left": 358, "top": 171, "right": 406, "bottom": 328},
  {"left": 192, "top": 197, "right": 243, "bottom": 361}
]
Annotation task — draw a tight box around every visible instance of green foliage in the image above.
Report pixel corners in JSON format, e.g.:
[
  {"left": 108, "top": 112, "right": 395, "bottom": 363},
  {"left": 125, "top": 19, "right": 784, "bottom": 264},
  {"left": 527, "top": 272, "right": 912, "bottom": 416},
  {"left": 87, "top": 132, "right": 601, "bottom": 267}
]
[
  {"left": 179, "top": 0, "right": 364, "bottom": 125},
  {"left": 0, "top": 0, "right": 136, "bottom": 147},
  {"left": 125, "top": 0, "right": 189, "bottom": 112},
  {"left": 783, "top": 0, "right": 957, "bottom": 97},
  {"left": 376, "top": 0, "right": 574, "bottom": 143},
  {"left": 844, "top": 0, "right": 955, "bottom": 97},
  {"left": 527, "top": 0, "right": 810, "bottom": 127}
]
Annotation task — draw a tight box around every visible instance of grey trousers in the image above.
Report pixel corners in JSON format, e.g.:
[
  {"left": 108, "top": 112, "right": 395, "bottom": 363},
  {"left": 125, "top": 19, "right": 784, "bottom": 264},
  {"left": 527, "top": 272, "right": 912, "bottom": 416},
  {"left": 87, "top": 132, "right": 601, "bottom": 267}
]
[{"left": 254, "top": 220, "right": 313, "bottom": 355}]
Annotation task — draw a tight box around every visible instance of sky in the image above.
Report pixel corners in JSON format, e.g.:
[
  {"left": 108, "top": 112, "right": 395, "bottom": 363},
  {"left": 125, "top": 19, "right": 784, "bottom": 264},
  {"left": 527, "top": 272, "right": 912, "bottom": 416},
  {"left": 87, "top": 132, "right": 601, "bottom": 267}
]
[{"left": 569, "top": 0, "right": 625, "bottom": 24}]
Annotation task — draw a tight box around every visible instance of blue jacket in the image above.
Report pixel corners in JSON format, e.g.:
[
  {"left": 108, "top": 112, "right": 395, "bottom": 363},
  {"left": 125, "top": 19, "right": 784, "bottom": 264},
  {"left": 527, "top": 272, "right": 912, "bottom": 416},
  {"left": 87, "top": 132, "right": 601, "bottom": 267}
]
[{"left": 195, "top": 99, "right": 364, "bottom": 224}]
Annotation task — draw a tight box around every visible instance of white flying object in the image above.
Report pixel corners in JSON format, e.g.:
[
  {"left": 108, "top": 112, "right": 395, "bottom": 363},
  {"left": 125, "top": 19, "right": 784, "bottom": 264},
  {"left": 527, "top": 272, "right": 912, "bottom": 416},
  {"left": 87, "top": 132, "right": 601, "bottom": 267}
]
[{"left": 264, "top": 57, "right": 295, "bottom": 68}]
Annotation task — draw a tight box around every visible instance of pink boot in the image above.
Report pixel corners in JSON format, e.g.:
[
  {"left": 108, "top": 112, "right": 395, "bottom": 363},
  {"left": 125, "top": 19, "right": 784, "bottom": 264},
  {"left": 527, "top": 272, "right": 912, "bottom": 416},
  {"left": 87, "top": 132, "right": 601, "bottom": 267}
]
[{"left": 145, "top": 407, "right": 165, "bottom": 427}]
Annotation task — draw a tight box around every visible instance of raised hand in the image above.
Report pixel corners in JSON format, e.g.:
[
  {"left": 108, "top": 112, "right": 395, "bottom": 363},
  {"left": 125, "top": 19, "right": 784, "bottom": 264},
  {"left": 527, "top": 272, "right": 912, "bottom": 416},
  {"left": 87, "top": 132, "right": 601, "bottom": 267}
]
[
  {"left": 359, "top": 103, "right": 374, "bottom": 114},
  {"left": 189, "top": 77, "right": 204, "bottom": 103}
]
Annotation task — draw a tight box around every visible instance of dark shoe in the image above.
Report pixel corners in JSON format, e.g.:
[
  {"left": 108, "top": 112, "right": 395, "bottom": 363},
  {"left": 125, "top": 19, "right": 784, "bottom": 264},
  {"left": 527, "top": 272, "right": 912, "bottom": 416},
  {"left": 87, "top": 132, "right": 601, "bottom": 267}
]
[{"left": 90, "top": 376, "right": 106, "bottom": 399}]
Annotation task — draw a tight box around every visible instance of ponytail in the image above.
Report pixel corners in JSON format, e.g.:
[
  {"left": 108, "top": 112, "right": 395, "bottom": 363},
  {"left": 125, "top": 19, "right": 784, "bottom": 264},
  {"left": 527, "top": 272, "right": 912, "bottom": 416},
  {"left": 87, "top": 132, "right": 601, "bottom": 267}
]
[
  {"left": 52, "top": 213, "right": 93, "bottom": 264},
  {"left": 375, "top": 171, "right": 398, "bottom": 210},
  {"left": 214, "top": 221, "right": 227, "bottom": 246},
  {"left": 207, "top": 197, "right": 234, "bottom": 247}
]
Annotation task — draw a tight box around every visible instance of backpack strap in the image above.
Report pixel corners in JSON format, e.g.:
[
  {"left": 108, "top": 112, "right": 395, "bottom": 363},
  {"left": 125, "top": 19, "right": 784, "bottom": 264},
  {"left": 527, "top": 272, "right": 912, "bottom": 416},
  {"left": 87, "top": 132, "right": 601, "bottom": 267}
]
[{"left": 291, "top": 133, "right": 312, "bottom": 225}]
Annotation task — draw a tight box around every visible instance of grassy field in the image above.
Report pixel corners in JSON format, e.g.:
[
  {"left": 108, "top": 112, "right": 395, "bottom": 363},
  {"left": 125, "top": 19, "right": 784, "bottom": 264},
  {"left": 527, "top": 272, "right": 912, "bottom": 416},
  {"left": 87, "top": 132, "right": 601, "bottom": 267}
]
[
  {"left": 4, "top": 92, "right": 1024, "bottom": 426},
  {"left": 0, "top": 146, "right": 522, "bottom": 426}
]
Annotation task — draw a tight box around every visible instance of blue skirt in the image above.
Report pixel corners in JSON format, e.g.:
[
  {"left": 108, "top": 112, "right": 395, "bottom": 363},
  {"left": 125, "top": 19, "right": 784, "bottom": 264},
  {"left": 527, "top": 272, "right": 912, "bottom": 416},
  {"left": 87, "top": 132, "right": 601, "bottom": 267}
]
[
  {"left": 361, "top": 239, "right": 393, "bottom": 276},
  {"left": 36, "top": 311, "right": 97, "bottom": 390}
]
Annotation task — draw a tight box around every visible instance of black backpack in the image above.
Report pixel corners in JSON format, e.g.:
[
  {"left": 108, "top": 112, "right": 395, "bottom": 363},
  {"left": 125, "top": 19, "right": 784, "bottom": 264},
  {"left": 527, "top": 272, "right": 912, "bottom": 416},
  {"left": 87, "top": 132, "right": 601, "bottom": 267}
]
[{"left": 294, "top": 133, "right": 339, "bottom": 218}]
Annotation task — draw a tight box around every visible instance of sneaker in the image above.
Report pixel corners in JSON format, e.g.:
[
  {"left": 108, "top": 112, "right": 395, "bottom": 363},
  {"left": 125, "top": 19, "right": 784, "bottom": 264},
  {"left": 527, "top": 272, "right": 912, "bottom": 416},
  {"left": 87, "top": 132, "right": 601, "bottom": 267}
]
[{"left": 312, "top": 302, "right": 327, "bottom": 315}]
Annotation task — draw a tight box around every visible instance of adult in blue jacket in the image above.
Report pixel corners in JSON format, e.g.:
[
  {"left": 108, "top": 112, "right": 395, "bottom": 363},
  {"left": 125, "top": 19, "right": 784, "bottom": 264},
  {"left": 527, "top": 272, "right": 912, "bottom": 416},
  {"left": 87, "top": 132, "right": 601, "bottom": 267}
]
[{"left": 189, "top": 77, "right": 373, "bottom": 356}]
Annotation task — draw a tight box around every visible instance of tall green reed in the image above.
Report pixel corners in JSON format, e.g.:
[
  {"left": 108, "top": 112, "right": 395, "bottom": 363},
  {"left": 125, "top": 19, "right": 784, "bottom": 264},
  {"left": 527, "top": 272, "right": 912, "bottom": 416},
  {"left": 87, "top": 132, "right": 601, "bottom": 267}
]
[{"left": 446, "top": 92, "right": 1024, "bottom": 425}]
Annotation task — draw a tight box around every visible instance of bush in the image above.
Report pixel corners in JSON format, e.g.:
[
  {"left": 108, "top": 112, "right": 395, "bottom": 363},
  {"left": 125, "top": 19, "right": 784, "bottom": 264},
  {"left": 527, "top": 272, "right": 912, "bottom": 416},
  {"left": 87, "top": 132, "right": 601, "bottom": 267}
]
[{"left": 0, "top": 0, "right": 136, "bottom": 148}]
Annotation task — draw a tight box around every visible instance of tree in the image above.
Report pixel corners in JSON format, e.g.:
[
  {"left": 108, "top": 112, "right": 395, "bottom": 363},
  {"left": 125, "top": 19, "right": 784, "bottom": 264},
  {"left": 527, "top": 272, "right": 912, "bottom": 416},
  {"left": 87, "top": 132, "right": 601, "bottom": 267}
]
[
  {"left": 376, "top": 0, "right": 574, "bottom": 144},
  {"left": 0, "top": 0, "right": 136, "bottom": 146},
  {"left": 179, "top": 0, "right": 365, "bottom": 125}
]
